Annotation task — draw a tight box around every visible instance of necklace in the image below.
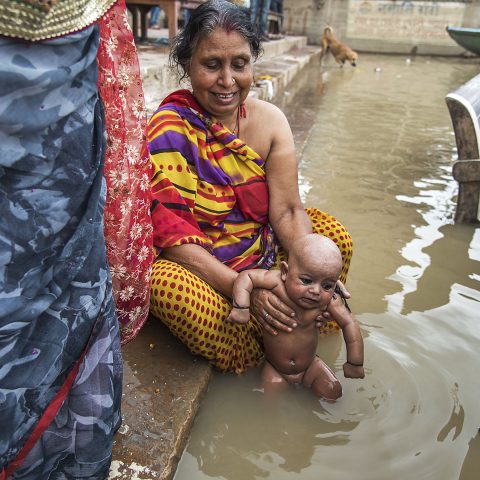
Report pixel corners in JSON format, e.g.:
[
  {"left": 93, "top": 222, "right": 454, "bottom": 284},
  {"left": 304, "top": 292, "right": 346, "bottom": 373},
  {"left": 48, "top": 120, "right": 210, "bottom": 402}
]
[
  {"left": 233, "top": 109, "right": 239, "bottom": 136},
  {"left": 227, "top": 104, "right": 246, "bottom": 136}
]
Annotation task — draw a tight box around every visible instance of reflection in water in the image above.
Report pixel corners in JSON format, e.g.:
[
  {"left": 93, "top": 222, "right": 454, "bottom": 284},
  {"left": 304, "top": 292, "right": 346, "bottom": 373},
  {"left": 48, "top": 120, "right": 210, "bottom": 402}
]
[
  {"left": 174, "top": 54, "right": 480, "bottom": 480},
  {"left": 184, "top": 372, "right": 359, "bottom": 479},
  {"left": 459, "top": 430, "right": 480, "bottom": 479},
  {"left": 400, "top": 224, "right": 479, "bottom": 314},
  {"left": 437, "top": 383, "right": 464, "bottom": 442}
]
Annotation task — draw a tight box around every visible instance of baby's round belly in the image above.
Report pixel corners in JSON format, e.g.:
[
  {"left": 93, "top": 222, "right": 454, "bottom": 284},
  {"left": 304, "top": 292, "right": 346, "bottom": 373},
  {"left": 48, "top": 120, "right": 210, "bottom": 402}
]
[{"left": 263, "top": 330, "right": 318, "bottom": 375}]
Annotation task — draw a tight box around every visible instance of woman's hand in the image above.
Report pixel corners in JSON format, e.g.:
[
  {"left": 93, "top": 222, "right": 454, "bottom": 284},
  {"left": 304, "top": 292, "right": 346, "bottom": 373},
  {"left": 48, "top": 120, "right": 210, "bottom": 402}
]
[
  {"left": 251, "top": 288, "right": 297, "bottom": 336},
  {"left": 334, "top": 280, "right": 351, "bottom": 300}
]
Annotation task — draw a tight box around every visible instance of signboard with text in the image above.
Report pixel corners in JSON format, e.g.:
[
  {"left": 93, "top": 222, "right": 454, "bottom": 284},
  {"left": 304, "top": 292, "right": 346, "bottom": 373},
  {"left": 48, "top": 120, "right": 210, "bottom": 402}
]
[{"left": 347, "top": 1, "right": 466, "bottom": 44}]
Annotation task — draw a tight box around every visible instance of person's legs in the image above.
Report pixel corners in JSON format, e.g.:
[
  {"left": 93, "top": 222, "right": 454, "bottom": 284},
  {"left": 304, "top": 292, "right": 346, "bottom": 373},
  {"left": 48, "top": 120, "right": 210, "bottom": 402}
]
[
  {"left": 149, "top": 6, "right": 161, "bottom": 27},
  {"left": 259, "top": 0, "right": 272, "bottom": 36},
  {"left": 13, "top": 291, "right": 122, "bottom": 480},
  {"left": 250, "top": 0, "right": 260, "bottom": 28},
  {"left": 262, "top": 360, "right": 283, "bottom": 383},
  {"left": 150, "top": 259, "right": 264, "bottom": 374},
  {"left": 260, "top": 360, "right": 289, "bottom": 400},
  {"left": 183, "top": 8, "right": 191, "bottom": 26},
  {"left": 303, "top": 356, "right": 342, "bottom": 400}
]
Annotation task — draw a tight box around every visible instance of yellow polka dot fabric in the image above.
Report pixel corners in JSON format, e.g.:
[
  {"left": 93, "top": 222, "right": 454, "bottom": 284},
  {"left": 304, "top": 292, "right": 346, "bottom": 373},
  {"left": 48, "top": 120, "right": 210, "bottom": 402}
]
[{"left": 150, "top": 208, "right": 353, "bottom": 374}]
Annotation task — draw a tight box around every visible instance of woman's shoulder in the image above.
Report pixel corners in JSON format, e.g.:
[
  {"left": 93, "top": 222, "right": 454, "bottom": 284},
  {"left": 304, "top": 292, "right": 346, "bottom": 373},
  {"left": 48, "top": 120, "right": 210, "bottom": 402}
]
[
  {"left": 244, "top": 97, "right": 291, "bottom": 141},
  {"left": 246, "top": 96, "right": 285, "bottom": 118},
  {"left": 245, "top": 97, "right": 289, "bottom": 135}
]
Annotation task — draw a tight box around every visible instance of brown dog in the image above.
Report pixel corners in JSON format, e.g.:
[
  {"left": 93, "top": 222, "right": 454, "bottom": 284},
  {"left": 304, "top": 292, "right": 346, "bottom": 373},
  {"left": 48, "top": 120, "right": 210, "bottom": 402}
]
[{"left": 320, "top": 26, "right": 358, "bottom": 67}]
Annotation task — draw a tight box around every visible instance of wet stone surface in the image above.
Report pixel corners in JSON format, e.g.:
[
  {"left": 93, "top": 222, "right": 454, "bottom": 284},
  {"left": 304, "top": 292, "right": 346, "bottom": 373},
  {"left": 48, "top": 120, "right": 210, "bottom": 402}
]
[{"left": 110, "top": 318, "right": 211, "bottom": 480}]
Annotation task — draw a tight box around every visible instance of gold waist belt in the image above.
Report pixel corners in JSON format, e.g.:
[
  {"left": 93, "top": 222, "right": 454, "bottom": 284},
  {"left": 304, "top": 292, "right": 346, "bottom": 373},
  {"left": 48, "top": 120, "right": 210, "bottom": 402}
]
[{"left": 0, "top": 0, "right": 117, "bottom": 41}]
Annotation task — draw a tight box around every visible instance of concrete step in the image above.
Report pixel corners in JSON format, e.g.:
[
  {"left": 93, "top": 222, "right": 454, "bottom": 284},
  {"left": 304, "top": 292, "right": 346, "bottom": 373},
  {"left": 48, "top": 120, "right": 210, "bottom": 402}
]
[
  {"left": 251, "top": 44, "right": 321, "bottom": 100},
  {"left": 110, "top": 318, "right": 211, "bottom": 480},
  {"left": 261, "top": 34, "right": 308, "bottom": 57}
]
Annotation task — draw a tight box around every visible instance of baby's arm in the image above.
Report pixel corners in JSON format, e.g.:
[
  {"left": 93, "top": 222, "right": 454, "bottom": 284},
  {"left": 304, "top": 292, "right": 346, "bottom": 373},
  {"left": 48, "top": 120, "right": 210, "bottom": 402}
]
[
  {"left": 227, "top": 269, "right": 281, "bottom": 324},
  {"left": 327, "top": 293, "right": 365, "bottom": 379}
]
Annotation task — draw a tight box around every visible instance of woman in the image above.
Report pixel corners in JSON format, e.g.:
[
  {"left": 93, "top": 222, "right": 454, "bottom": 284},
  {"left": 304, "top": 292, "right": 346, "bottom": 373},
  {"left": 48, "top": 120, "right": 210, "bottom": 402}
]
[
  {"left": 0, "top": 1, "right": 152, "bottom": 478},
  {"left": 148, "top": 0, "right": 353, "bottom": 374}
]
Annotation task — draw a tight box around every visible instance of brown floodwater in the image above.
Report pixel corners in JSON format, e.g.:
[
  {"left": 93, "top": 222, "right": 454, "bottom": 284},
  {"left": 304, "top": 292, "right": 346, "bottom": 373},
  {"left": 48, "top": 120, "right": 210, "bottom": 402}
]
[{"left": 173, "top": 53, "right": 480, "bottom": 480}]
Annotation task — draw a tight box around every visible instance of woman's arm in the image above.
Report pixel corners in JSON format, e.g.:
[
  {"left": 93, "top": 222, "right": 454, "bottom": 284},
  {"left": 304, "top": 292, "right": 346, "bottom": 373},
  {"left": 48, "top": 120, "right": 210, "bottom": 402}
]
[
  {"left": 264, "top": 103, "right": 312, "bottom": 255},
  {"left": 162, "top": 244, "right": 238, "bottom": 298},
  {"left": 244, "top": 101, "right": 311, "bottom": 334}
]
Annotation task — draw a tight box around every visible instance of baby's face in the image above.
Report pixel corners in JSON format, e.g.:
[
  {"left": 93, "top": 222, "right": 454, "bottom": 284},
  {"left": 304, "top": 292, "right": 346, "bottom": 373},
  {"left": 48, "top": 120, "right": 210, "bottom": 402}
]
[{"left": 282, "top": 256, "right": 340, "bottom": 310}]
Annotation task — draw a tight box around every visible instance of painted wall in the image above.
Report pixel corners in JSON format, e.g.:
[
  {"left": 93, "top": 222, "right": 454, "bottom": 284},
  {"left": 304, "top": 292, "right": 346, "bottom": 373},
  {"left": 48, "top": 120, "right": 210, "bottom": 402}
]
[{"left": 283, "top": 0, "right": 480, "bottom": 55}]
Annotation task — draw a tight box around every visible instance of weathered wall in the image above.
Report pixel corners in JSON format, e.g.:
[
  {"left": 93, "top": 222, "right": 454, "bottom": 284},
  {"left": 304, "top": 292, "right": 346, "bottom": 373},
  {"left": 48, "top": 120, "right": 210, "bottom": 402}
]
[{"left": 283, "top": 0, "right": 480, "bottom": 55}]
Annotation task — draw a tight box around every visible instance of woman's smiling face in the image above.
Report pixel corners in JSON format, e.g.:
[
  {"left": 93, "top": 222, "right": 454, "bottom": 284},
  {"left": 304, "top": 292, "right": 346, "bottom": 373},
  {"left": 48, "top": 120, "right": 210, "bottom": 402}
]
[{"left": 188, "top": 27, "right": 253, "bottom": 122}]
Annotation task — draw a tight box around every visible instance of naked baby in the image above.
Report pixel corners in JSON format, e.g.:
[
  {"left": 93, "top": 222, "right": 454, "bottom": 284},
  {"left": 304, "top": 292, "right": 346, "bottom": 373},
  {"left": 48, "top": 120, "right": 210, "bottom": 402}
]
[{"left": 227, "top": 233, "right": 364, "bottom": 400}]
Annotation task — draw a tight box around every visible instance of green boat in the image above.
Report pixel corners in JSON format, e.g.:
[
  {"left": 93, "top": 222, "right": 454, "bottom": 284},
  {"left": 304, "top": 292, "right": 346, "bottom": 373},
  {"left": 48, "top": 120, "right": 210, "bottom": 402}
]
[{"left": 446, "top": 26, "right": 480, "bottom": 56}]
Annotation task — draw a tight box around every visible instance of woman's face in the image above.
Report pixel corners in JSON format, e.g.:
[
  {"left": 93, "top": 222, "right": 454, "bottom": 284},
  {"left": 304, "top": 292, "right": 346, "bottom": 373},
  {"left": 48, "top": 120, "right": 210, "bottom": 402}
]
[{"left": 188, "top": 27, "right": 253, "bottom": 122}]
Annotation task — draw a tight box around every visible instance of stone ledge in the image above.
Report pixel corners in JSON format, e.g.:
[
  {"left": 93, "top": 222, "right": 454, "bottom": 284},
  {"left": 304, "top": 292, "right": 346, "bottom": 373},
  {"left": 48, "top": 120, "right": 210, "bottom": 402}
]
[
  {"left": 110, "top": 318, "right": 211, "bottom": 480},
  {"left": 251, "top": 45, "right": 322, "bottom": 101}
]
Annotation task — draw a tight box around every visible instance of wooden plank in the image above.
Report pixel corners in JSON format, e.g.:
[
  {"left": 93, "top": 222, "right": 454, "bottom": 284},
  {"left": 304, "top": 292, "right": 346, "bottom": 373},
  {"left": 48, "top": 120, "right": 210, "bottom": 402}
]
[
  {"left": 445, "top": 73, "right": 480, "bottom": 223},
  {"left": 452, "top": 159, "right": 480, "bottom": 182},
  {"left": 126, "top": 0, "right": 179, "bottom": 41},
  {"left": 454, "top": 179, "right": 480, "bottom": 224},
  {"left": 126, "top": 0, "right": 206, "bottom": 41}
]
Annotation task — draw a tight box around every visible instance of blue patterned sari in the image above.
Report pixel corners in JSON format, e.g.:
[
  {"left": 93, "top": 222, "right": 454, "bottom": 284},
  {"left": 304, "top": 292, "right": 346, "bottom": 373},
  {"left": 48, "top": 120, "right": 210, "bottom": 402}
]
[{"left": 0, "top": 25, "right": 122, "bottom": 480}]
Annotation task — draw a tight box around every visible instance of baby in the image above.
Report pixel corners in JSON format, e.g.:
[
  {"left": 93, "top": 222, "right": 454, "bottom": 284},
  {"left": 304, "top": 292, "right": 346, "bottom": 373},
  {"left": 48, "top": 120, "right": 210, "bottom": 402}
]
[{"left": 227, "top": 233, "right": 364, "bottom": 400}]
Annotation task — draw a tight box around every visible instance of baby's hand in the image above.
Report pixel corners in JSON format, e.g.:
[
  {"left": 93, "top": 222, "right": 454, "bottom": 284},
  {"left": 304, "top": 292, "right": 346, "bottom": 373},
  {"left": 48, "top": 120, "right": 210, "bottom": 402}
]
[
  {"left": 328, "top": 290, "right": 349, "bottom": 315},
  {"left": 343, "top": 362, "right": 365, "bottom": 379},
  {"left": 226, "top": 307, "right": 250, "bottom": 324}
]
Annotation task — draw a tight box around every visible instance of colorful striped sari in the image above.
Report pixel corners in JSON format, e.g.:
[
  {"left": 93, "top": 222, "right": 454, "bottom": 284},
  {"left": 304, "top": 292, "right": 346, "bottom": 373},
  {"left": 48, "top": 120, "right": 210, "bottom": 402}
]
[{"left": 149, "top": 89, "right": 278, "bottom": 271}]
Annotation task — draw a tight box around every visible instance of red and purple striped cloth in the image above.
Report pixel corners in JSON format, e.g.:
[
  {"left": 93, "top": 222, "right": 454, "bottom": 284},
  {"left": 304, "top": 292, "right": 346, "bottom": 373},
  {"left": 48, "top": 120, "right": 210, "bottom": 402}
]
[{"left": 148, "top": 90, "right": 278, "bottom": 271}]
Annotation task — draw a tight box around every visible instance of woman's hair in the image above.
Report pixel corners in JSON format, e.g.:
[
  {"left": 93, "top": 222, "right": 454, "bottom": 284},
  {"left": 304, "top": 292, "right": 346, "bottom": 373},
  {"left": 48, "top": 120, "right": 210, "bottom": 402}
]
[{"left": 170, "top": 0, "right": 262, "bottom": 81}]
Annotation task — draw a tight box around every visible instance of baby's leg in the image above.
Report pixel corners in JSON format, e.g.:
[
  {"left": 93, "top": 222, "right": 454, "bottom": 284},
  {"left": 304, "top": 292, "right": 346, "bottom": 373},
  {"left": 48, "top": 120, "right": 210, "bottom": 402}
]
[
  {"left": 261, "top": 360, "right": 290, "bottom": 394},
  {"left": 303, "top": 356, "right": 342, "bottom": 400}
]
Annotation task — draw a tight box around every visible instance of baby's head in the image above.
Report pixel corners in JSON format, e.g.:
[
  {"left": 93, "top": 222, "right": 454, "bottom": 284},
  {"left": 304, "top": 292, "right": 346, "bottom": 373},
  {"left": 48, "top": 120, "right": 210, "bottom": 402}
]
[{"left": 281, "top": 234, "right": 342, "bottom": 310}]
